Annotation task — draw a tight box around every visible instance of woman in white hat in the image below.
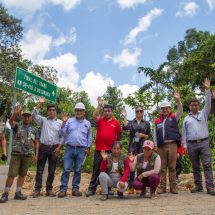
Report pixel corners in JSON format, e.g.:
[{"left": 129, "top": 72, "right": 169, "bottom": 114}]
[
  {"left": 129, "top": 140, "right": 161, "bottom": 199},
  {"left": 99, "top": 141, "right": 130, "bottom": 201}
]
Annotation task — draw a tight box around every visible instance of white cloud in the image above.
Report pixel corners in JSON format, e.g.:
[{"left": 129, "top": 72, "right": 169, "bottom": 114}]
[
  {"left": 21, "top": 27, "right": 77, "bottom": 62},
  {"left": 80, "top": 72, "right": 114, "bottom": 106},
  {"left": 112, "top": 48, "right": 141, "bottom": 67},
  {"left": 53, "top": 27, "right": 77, "bottom": 48},
  {"left": 1, "top": 0, "right": 81, "bottom": 12},
  {"left": 21, "top": 29, "right": 52, "bottom": 63},
  {"left": 117, "top": 0, "right": 146, "bottom": 9},
  {"left": 50, "top": 0, "right": 81, "bottom": 11},
  {"left": 103, "top": 53, "right": 112, "bottom": 62},
  {"left": 40, "top": 53, "right": 80, "bottom": 89},
  {"left": 176, "top": 1, "right": 199, "bottom": 17},
  {"left": 1, "top": 0, "right": 45, "bottom": 12},
  {"left": 123, "top": 8, "right": 163, "bottom": 45},
  {"left": 206, "top": 0, "right": 215, "bottom": 11}
]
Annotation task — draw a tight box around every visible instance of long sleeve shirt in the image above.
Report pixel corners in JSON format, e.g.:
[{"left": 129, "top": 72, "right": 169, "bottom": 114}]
[
  {"left": 100, "top": 158, "right": 130, "bottom": 183},
  {"left": 129, "top": 155, "right": 161, "bottom": 177},
  {"left": 182, "top": 90, "right": 211, "bottom": 149},
  {"left": 60, "top": 117, "right": 92, "bottom": 148},
  {"left": 154, "top": 102, "right": 183, "bottom": 146},
  {"left": 32, "top": 108, "right": 63, "bottom": 145}
]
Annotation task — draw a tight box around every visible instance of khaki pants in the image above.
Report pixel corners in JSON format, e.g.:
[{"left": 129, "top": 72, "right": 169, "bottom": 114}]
[{"left": 158, "top": 142, "right": 178, "bottom": 190}]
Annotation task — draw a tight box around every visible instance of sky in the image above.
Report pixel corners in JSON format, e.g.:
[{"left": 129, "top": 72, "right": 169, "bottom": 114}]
[{"left": 1, "top": 0, "right": 215, "bottom": 116}]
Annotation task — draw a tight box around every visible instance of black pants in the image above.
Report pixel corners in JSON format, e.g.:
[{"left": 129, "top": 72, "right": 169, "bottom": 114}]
[
  {"left": 176, "top": 156, "right": 184, "bottom": 179},
  {"left": 35, "top": 144, "right": 58, "bottom": 192},
  {"left": 88, "top": 150, "right": 111, "bottom": 191}
]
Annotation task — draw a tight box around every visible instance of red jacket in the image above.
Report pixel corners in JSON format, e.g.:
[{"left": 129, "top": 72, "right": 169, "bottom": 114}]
[
  {"left": 100, "top": 158, "right": 130, "bottom": 183},
  {"left": 177, "top": 139, "right": 184, "bottom": 155}
]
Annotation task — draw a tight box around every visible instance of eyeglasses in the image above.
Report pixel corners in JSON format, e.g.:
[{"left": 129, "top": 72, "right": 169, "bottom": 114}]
[
  {"left": 136, "top": 110, "right": 143, "bottom": 113},
  {"left": 48, "top": 109, "right": 56, "bottom": 112},
  {"left": 75, "top": 109, "right": 85, "bottom": 112}
]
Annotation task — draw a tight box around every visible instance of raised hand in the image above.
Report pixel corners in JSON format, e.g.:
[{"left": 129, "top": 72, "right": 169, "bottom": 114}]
[
  {"left": 118, "top": 181, "right": 125, "bottom": 189},
  {"left": 13, "top": 105, "right": 22, "bottom": 116},
  {"left": 97, "top": 96, "right": 103, "bottom": 107},
  {"left": 100, "top": 150, "right": 108, "bottom": 160},
  {"left": 62, "top": 113, "right": 69, "bottom": 123},
  {"left": 128, "top": 153, "right": 135, "bottom": 163},
  {"left": 38, "top": 97, "right": 46, "bottom": 105},
  {"left": 122, "top": 110, "right": 127, "bottom": 119},
  {"left": 173, "top": 91, "right": 181, "bottom": 102},
  {"left": 203, "top": 78, "right": 210, "bottom": 90}
]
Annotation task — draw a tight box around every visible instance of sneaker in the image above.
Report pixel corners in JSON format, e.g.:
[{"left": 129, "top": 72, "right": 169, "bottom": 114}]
[
  {"left": 140, "top": 190, "right": 146, "bottom": 198},
  {"left": 190, "top": 186, "right": 203, "bottom": 193},
  {"left": 46, "top": 190, "right": 56, "bottom": 197},
  {"left": 117, "top": 191, "right": 123, "bottom": 199},
  {"left": 14, "top": 192, "right": 27, "bottom": 200},
  {"left": 57, "top": 191, "right": 67, "bottom": 198},
  {"left": 86, "top": 189, "right": 95, "bottom": 197},
  {"left": 151, "top": 193, "right": 157, "bottom": 199},
  {"left": 72, "top": 190, "right": 82, "bottom": 197},
  {"left": 157, "top": 187, "right": 166, "bottom": 194},
  {"left": 128, "top": 187, "right": 135, "bottom": 195},
  {"left": 0, "top": 192, "right": 9, "bottom": 203},
  {"left": 170, "top": 187, "right": 178, "bottom": 194},
  {"left": 207, "top": 188, "right": 215, "bottom": 195},
  {"left": 32, "top": 190, "right": 41, "bottom": 198},
  {"left": 108, "top": 189, "right": 114, "bottom": 195},
  {"left": 100, "top": 194, "right": 108, "bottom": 201}
]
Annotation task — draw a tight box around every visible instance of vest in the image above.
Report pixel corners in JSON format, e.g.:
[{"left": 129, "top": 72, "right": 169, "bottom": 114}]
[
  {"left": 12, "top": 124, "right": 36, "bottom": 156},
  {"left": 106, "top": 153, "right": 125, "bottom": 176},
  {"left": 136, "top": 152, "right": 158, "bottom": 175},
  {"left": 154, "top": 113, "right": 181, "bottom": 147}
]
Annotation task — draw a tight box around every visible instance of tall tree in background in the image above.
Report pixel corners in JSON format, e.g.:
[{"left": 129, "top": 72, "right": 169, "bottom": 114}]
[{"left": 166, "top": 28, "right": 215, "bottom": 89}]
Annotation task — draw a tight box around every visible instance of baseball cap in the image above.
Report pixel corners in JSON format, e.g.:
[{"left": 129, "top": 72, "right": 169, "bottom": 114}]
[
  {"left": 159, "top": 101, "right": 171, "bottom": 108},
  {"left": 143, "top": 140, "right": 154, "bottom": 150},
  {"left": 22, "top": 110, "right": 32, "bottom": 116},
  {"left": 74, "top": 102, "right": 85, "bottom": 110}
]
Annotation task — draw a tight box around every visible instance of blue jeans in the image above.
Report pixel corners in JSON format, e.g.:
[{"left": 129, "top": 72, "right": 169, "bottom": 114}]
[{"left": 60, "top": 145, "right": 86, "bottom": 192}]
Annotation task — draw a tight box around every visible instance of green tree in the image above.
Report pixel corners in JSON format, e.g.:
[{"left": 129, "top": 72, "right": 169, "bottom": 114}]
[{"left": 102, "top": 85, "right": 125, "bottom": 121}]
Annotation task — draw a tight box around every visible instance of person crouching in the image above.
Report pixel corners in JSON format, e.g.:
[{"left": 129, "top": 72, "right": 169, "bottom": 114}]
[
  {"left": 129, "top": 140, "right": 161, "bottom": 199},
  {"left": 99, "top": 141, "right": 130, "bottom": 201}
]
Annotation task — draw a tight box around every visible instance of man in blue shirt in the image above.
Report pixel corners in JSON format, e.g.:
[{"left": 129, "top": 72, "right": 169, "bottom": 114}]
[
  {"left": 58, "top": 103, "right": 92, "bottom": 197},
  {"left": 182, "top": 78, "right": 215, "bottom": 195}
]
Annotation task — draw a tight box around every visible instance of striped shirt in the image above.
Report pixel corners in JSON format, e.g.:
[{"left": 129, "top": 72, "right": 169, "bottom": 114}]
[
  {"left": 32, "top": 108, "right": 63, "bottom": 145},
  {"left": 182, "top": 90, "right": 211, "bottom": 148}
]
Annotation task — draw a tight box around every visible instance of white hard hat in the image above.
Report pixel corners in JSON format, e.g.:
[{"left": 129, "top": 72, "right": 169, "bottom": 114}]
[
  {"left": 74, "top": 102, "right": 85, "bottom": 110},
  {"left": 159, "top": 101, "right": 171, "bottom": 108}
]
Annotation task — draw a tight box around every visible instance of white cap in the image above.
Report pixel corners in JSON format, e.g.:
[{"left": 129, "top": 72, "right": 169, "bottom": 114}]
[
  {"left": 74, "top": 102, "right": 85, "bottom": 110},
  {"left": 159, "top": 101, "right": 171, "bottom": 108}
]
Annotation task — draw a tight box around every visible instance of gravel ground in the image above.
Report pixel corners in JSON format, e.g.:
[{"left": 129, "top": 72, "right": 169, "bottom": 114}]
[{"left": 1, "top": 172, "right": 215, "bottom": 215}]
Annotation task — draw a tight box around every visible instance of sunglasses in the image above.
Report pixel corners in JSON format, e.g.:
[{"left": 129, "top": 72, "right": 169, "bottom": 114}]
[
  {"left": 136, "top": 110, "right": 143, "bottom": 113},
  {"left": 75, "top": 109, "right": 85, "bottom": 112},
  {"left": 48, "top": 109, "right": 56, "bottom": 112}
]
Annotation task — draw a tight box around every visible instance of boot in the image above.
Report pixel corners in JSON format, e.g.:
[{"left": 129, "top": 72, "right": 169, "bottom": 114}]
[{"left": 0, "top": 192, "right": 9, "bottom": 203}]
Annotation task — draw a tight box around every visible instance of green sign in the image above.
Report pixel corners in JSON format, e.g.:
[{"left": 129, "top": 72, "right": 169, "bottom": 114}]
[{"left": 14, "top": 67, "right": 57, "bottom": 102}]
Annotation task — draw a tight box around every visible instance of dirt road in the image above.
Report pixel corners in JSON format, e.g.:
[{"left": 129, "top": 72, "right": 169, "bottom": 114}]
[{"left": 0, "top": 172, "right": 215, "bottom": 215}]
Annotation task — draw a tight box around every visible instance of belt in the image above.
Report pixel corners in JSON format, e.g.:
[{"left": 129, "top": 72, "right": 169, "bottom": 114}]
[
  {"left": 188, "top": 137, "right": 208, "bottom": 143},
  {"left": 40, "top": 143, "right": 59, "bottom": 148},
  {"left": 68, "top": 145, "right": 86, "bottom": 148}
]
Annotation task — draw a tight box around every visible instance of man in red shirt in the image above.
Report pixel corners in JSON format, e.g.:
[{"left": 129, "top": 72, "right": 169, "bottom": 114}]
[{"left": 86, "top": 96, "right": 122, "bottom": 196}]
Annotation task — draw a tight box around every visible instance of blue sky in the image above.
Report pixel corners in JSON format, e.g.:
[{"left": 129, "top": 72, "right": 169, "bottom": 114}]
[{"left": 1, "top": 0, "right": 215, "bottom": 110}]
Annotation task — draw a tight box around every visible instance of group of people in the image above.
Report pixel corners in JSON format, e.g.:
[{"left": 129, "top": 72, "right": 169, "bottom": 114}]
[{"left": 0, "top": 78, "right": 215, "bottom": 203}]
